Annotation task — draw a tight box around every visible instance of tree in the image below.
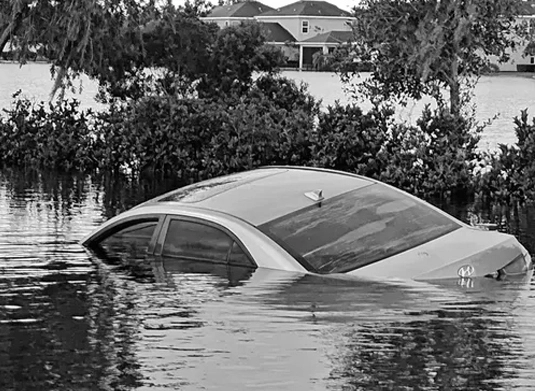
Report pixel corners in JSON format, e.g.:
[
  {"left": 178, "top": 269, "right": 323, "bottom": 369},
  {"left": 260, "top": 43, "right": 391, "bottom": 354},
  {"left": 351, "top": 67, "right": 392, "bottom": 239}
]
[
  {"left": 340, "top": 0, "right": 525, "bottom": 115},
  {"left": 197, "top": 21, "right": 285, "bottom": 97},
  {"left": 1, "top": 1, "right": 281, "bottom": 101},
  {"left": 0, "top": 0, "right": 159, "bottom": 98}
]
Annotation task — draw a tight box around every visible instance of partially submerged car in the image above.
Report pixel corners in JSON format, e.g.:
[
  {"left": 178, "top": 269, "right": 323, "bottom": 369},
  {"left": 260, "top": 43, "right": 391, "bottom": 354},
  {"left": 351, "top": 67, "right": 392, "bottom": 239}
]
[{"left": 81, "top": 166, "right": 533, "bottom": 282}]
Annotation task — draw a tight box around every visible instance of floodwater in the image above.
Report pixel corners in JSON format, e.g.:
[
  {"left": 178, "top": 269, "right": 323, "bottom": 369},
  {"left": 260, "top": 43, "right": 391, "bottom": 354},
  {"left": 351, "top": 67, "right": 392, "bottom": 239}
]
[
  {"left": 2, "top": 63, "right": 535, "bottom": 149},
  {"left": 1, "top": 168, "right": 535, "bottom": 390}
]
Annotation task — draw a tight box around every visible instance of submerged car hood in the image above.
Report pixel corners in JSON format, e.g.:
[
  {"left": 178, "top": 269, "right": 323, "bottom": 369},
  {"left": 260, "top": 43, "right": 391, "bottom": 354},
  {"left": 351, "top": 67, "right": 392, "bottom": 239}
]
[{"left": 347, "top": 227, "right": 527, "bottom": 281}]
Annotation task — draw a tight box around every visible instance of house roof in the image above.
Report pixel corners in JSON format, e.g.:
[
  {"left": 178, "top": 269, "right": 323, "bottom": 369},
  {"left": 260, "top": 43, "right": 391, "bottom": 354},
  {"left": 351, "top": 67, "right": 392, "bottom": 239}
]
[
  {"left": 258, "top": 1, "right": 351, "bottom": 17},
  {"left": 301, "top": 30, "right": 352, "bottom": 44},
  {"left": 260, "top": 22, "right": 296, "bottom": 42},
  {"left": 206, "top": 1, "right": 273, "bottom": 18}
]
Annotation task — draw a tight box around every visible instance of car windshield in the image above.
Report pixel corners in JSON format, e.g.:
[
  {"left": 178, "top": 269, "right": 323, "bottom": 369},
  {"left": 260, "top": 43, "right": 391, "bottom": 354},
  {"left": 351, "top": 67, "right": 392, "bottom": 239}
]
[{"left": 259, "top": 184, "right": 460, "bottom": 273}]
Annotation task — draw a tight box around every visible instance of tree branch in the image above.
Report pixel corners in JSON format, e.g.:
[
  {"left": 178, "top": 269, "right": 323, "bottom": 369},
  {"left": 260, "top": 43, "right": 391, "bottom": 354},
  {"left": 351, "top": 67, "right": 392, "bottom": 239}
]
[{"left": 0, "top": 3, "right": 29, "bottom": 57}]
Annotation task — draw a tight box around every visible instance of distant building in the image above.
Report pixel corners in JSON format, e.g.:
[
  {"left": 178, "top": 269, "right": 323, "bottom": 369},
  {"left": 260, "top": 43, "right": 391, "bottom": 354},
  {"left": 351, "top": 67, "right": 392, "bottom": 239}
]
[
  {"left": 298, "top": 30, "right": 353, "bottom": 70},
  {"left": 260, "top": 22, "right": 298, "bottom": 66},
  {"left": 491, "top": 1, "right": 535, "bottom": 71},
  {"left": 202, "top": 0, "right": 355, "bottom": 70},
  {"left": 202, "top": 1, "right": 274, "bottom": 29},
  {"left": 256, "top": 0, "right": 354, "bottom": 69}
]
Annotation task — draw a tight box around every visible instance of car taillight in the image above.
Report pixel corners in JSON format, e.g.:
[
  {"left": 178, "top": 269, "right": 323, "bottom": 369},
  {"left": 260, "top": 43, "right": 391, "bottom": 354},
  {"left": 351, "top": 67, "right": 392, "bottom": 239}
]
[
  {"left": 486, "top": 252, "right": 533, "bottom": 279},
  {"left": 503, "top": 254, "right": 530, "bottom": 274}
]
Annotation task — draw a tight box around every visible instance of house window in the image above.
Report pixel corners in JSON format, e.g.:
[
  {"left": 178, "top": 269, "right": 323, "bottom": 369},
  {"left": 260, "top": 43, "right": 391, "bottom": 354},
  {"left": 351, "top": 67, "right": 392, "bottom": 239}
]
[
  {"left": 531, "top": 57, "right": 534, "bottom": 64},
  {"left": 302, "top": 20, "right": 309, "bottom": 34}
]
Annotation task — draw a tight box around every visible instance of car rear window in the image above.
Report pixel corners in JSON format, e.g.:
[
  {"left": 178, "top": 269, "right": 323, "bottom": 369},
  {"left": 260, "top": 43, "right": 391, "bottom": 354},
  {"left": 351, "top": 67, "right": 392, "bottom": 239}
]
[{"left": 259, "top": 184, "right": 460, "bottom": 274}]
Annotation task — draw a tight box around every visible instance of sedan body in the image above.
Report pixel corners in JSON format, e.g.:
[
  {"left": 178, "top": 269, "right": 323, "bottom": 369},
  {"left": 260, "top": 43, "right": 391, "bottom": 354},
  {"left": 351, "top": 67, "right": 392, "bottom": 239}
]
[{"left": 81, "top": 166, "right": 533, "bottom": 281}]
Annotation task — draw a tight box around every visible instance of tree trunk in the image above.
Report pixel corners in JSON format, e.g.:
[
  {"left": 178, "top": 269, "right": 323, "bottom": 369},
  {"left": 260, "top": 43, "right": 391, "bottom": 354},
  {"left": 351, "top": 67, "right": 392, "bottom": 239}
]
[
  {"left": 449, "top": 48, "right": 461, "bottom": 117},
  {"left": 449, "top": 77, "right": 461, "bottom": 117}
]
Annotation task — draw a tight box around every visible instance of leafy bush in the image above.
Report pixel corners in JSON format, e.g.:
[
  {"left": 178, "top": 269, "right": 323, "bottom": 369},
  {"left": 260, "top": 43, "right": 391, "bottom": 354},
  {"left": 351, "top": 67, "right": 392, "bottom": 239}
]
[
  {"left": 310, "top": 104, "right": 480, "bottom": 199},
  {"left": 472, "top": 146, "right": 525, "bottom": 205},
  {"left": 310, "top": 103, "right": 392, "bottom": 177},
  {"left": 92, "top": 76, "right": 319, "bottom": 181},
  {"left": 0, "top": 94, "right": 96, "bottom": 171},
  {"left": 4, "top": 81, "right": 535, "bottom": 208},
  {"left": 474, "top": 110, "right": 535, "bottom": 205},
  {"left": 410, "top": 106, "right": 480, "bottom": 198}
]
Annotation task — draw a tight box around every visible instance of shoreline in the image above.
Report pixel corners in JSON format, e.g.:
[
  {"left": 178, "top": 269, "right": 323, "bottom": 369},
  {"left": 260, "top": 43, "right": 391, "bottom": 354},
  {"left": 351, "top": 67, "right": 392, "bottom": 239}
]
[{"left": 2, "top": 60, "right": 535, "bottom": 78}]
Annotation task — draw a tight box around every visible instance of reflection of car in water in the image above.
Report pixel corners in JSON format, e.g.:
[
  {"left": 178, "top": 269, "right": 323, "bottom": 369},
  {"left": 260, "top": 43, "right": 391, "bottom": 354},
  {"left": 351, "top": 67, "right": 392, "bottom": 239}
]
[{"left": 81, "top": 166, "right": 533, "bottom": 282}]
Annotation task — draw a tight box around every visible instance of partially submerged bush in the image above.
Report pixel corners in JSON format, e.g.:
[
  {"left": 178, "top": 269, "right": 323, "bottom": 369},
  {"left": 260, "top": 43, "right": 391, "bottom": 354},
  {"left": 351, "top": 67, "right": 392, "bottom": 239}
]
[
  {"left": 0, "top": 76, "right": 320, "bottom": 181},
  {"left": 310, "top": 104, "right": 480, "bottom": 199},
  {"left": 2, "top": 83, "right": 535, "bottom": 206},
  {"left": 474, "top": 110, "right": 535, "bottom": 205},
  {"left": 310, "top": 103, "right": 392, "bottom": 177},
  {"left": 0, "top": 95, "right": 96, "bottom": 171}
]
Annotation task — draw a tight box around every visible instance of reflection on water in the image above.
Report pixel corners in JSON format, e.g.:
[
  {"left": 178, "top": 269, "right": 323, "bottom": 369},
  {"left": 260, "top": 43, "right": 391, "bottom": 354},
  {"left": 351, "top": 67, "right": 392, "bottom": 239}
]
[{"left": 1, "top": 168, "right": 535, "bottom": 390}]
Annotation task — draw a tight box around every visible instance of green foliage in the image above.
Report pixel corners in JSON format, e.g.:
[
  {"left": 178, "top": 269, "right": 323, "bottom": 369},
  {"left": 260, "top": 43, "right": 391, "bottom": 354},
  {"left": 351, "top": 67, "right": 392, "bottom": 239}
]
[
  {"left": 252, "top": 75, "right": 318, "bottom": 112},
  {"left": 407, "top": 107, "right": 480, "bottom": 197},
  {"left": 93, "top": 76, "right": 319, "bottom": 180},
  {"left": 472, "top": 146, "right": 525, "bottom": 205},
  {"left": 310, "top": 104, "right": 391, "bottom": 177},
  {"left": 1, "top": 0, "right": 152, "bottom": 97},
  {"left": 0, "top": 93, "right": 96, "bottom": 171},
  {"left": 474, "top": 110, "right": 535, "bottom": 205},
  {"left": 6, "top": 80, "right": 535, "bottom": 207},
  {"left": 197, "top": 22, "right": 285, "bottom": 97},
  {"left": 341, "top": 0, "right": 523, "bottom": 115},
  {"left": 310, "top": 104, "right": 480, "bottom": 199},
  {"left": 0, "top": 76, "right": 318, "bottom": 180},
  {"left": 2, "top": 2, "right": 280, "bottom": 100}
]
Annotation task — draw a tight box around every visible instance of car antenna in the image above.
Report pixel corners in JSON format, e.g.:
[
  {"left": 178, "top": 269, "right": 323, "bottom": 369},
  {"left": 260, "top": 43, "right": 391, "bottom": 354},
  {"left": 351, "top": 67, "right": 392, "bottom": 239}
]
[{"left": 304, "top": 189, "right": 324, "bottom": 206}]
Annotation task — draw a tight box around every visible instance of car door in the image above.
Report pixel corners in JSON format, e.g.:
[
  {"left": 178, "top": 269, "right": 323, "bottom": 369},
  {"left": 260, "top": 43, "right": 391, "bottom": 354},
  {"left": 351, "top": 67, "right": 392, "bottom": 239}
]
[{"left": 154, "top": 216, "right": 256, "bottom": 268}]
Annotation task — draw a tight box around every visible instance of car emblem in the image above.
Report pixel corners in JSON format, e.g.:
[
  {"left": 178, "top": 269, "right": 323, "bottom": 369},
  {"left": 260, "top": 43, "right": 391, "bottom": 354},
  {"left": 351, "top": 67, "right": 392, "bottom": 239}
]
[{"left": 458, "top": 265, "right": 475, "bottom": 278}]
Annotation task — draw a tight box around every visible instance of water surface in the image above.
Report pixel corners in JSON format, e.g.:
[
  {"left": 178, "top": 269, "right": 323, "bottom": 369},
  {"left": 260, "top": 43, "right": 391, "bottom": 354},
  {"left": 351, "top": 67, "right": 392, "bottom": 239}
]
[{"left": 1, "top": 169, "right": 535, "bottom": 390}]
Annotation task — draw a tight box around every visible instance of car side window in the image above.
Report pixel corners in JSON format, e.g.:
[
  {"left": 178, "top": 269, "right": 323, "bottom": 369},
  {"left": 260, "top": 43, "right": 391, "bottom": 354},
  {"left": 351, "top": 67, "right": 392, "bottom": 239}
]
[
  {"left": 161, "top": 219, "right": 254, "bottom": 267},
  {"left": 100, "top": 220, "right": 158, "bottom": 255}
]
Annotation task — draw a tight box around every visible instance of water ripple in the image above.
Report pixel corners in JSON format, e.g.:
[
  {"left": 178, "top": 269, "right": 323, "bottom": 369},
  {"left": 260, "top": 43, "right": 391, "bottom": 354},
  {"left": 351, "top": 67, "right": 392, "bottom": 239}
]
[{"left": 1, "top": 169, "right": 535, "bottom": 390}]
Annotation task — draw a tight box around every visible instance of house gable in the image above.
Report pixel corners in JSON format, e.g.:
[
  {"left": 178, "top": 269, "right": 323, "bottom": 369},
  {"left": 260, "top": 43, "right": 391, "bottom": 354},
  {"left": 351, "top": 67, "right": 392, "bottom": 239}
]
[
  {"left": 260, "top": 23, "right": 296, "bottom": 43},
  {"left": 255, "top": 0, "right": 353, "bottom": 42},
  {"left": 206, "top": 1, "right": 273, "bottom": 18},
  {"left": 258, "top": 0, "right": 350, "bottom": 17}
]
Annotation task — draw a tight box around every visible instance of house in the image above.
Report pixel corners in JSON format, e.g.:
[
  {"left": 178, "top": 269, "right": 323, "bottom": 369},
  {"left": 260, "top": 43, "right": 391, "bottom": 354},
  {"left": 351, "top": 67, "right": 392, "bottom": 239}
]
[
  {"left": 260, "top": 22, "right": 298, "bottom": 66},
  {"left": 298, "top": 30, "right": 353, "bottom": 70},
  {"left": 490, "top": 1, "right": 535, "bottom": 71},
  {"left": 255, "top": 0, "right": 354, "bottom": 69},
  {"left": 202, "top": 1, "right": 274, "bottom": 28},
  {"left": 202, "top": 0, "right": 355, "bottom": 70}
]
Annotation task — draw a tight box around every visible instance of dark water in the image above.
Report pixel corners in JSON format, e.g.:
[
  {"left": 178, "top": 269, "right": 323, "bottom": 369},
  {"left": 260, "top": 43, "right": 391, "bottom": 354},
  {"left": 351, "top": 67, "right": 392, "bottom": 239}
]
[{"left": 1, "top": 168, "right": 535, "bottom": 391}]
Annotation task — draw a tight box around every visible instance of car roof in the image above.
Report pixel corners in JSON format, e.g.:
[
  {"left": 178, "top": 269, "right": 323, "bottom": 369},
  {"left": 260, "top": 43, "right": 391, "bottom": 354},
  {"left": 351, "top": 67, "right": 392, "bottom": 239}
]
[{"left": 145, "top": 167, "right": 374, "bottom": 226}]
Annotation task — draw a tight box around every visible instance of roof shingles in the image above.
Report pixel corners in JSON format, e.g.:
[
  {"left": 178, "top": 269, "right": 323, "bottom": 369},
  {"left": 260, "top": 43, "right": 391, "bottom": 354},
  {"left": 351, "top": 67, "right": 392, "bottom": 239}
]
[
  {"left": 259, "top": 1, "right": 351, "bottom": 17},
  {"left": 207, "top": 1, "right": 273, "bottom": 18},
  {"left": 260, "top": 22, "right": 296, "bottom": 42},
  {"left": 301, "top": 30, "right": 352, "bottom": 44}
]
